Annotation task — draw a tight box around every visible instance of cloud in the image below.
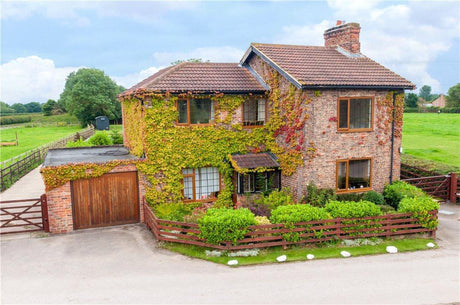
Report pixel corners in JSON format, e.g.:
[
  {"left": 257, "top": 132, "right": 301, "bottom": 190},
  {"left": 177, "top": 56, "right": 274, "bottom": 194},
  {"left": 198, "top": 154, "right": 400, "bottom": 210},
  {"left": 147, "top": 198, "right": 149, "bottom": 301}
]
[
  {"left": 0, "top": 56, "right": 82, "bottom": 104},
  {"left": 279, "top": 0, "right": 460, "bottom": 92}
]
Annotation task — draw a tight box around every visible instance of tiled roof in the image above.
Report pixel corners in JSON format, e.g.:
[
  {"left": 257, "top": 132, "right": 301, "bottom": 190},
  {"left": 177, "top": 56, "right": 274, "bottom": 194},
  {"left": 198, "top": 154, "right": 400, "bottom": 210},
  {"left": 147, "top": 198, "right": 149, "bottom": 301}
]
[
  {"left": 121, "top": 62, "right": 266, "bottom": 96},
  {"left": 231, "top": 153, "right": 280, "bottom": 171},
  {"left": 243, "top": 43, "right": 415, "bottom": 89}
]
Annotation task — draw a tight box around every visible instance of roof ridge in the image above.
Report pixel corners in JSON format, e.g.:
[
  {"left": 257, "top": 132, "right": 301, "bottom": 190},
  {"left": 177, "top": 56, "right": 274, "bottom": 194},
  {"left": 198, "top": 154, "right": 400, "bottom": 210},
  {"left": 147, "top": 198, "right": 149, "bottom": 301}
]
[{"left": 251, "top": 42, "right": 326, "bottom": 49}]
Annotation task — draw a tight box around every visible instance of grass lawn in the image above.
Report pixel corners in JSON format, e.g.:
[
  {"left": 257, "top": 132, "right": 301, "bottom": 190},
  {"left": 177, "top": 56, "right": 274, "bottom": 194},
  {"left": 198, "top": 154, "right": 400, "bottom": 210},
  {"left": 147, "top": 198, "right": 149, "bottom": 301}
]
[
  {"left": 402, "top": 113, "right": 460, "bottom": 168},
  {"left": 161, "top": 238, "right": 436, "bottom": 266},
  {"left": 0, "top": 126, "right": 85, "bottom": 161}
]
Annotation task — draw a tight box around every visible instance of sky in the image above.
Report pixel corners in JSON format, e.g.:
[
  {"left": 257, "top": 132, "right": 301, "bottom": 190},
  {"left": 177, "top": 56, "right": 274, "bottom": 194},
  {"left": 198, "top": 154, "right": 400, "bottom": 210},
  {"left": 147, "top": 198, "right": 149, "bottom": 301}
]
[{"left": 1, "top": 0, "right": 459, "bottom": 104}]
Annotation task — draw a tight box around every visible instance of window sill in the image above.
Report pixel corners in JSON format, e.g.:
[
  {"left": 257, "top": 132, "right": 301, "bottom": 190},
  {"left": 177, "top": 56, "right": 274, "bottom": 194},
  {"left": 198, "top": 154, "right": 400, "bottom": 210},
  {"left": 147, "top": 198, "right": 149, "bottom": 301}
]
[
  {"left": 337, "top": 128, "right": 373, "bottom": 133},
  {"left": 336, "top": 187, "right": 372, "bottom": 194},
  {"left": 242, "top": 125, "right": 265, "bottom": 129},
  {"left": 183, "top": 198, "right": 218, "bottom": 203}
]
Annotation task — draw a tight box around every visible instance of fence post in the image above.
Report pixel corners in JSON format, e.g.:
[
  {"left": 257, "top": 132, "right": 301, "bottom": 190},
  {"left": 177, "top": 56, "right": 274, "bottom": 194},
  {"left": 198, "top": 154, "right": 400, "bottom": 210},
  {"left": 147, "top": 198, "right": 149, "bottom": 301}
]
[
  {"left": 449, "top": 172, "right": 458, "bottom": 204},
  {"left": 40, "top": 194, "right": 50, "bottom": 232}
]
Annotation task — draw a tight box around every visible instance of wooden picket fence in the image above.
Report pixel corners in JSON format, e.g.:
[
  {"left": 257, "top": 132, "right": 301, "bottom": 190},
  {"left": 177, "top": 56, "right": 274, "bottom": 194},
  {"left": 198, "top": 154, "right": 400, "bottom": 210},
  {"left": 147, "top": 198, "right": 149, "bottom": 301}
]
[
  {"left": 0, "top": 127, "right": 94, "bottom": 191},
  {"left": 143, "top": 202, "right": 437, "bottom": 250}
]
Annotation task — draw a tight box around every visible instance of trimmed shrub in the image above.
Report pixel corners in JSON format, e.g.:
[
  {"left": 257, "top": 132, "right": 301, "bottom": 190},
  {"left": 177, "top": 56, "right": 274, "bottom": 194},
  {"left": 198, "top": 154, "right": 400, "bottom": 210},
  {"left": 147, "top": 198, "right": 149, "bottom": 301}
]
[
  {"left": 270, "top": 204, "right": 330, "bottom": 242},
  {"left": 383, "top": 181, "right": 425, "bottom": 209},
  {"left": 325, "top": 200, "right": 382, "bottom": 218},
  {"left": 304, "top": 183, "right": 336, "bottom": 207},
  {"left": 336, "top": 192, "right": 364, "bottom": 202},
  {"left": 398, "top": 196, "right": 439, "bottom": 229},
  {"left": 152, "top": 202, "right": 196, "bottom": 221},
  {"left": 0, "top": 115, "right": 32, "bottom": 125},
  {"left": 110, "top": 129, "right": 123, "bottom": 144},
  {"left": 88, "top": 132, "right": 112, "bottom": 146},
  {"left": 378, "top": 204, "right": 396, "bottom": 214},
  {"left": 363, "top": 191, "right": 385, "bottom": 206},
  {"left": 254, "top": 216, "right": 271, "bottom": 225},
  {"left": 66, "top": 138, "right": 91, "bottom": 148},
  {"left": 198, "top": 208, "right": 256, "bottom": 245},
  {"left": 325, "top": 200, "right": 383, "bottom": 236},
  {"left": 254, "top": 188, "right": 293, "bottom": 211}
]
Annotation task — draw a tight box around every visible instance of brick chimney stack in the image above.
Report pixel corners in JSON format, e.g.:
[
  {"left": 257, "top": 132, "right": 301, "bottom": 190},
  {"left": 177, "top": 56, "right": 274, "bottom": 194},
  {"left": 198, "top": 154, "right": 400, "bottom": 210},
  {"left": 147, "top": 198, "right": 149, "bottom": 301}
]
[{"left": 324, "top": 21, "right": 361, "bottom": 53}]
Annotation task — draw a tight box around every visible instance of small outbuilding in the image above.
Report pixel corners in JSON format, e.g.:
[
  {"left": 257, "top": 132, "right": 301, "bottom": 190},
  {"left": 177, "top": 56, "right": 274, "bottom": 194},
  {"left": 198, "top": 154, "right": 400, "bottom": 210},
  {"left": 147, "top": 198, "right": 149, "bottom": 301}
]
[{"left": 41, "top": 146, "right": 146, "bottom": 233}]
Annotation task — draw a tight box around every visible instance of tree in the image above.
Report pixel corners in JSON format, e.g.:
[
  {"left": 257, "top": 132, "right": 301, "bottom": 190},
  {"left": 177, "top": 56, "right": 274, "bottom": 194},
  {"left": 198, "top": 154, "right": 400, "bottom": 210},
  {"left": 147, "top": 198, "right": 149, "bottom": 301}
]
[
  {"left": 11, "top": 103, "right": 27, "bottom": 113},
  {"left": 0, "top": 102, "right": 15, "bottom": 114},
  {"left": 446, "top": 83, "right": 460, "bottom": 108},
  {"left": 24, "top": 102, "right": 42, "bottom": 113},
  {"left": 405, "top": 93, "right": 418, "bottom": 108},
  {"left": 419, "top": 85, "right": 432, "bottom": 101},
  {"left": 42, "top": 99, "right": 57, "bottom": 116},
  {"left": 58, "top": 68, "right": 123, "bottom": 126},
  {"left": 170, "top": 58, "right": 209, "bottom": 65}
]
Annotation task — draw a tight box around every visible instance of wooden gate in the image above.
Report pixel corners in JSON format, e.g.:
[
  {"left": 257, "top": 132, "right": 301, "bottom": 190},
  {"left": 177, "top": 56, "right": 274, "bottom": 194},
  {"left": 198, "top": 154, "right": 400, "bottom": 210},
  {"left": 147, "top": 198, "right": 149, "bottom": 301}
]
[
  {"left": 71, "top": 171, "right": 139, "bottom": 230},
  {"left": 0, "top": 195, "right": 49, "bottom": 234}
]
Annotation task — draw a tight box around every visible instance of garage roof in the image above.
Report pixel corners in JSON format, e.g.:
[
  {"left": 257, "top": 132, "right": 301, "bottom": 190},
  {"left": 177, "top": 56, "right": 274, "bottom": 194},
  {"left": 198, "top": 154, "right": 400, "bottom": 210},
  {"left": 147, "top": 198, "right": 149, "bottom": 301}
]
[{"left": 43, "top": 146, "right": 140, "bottom": 167}]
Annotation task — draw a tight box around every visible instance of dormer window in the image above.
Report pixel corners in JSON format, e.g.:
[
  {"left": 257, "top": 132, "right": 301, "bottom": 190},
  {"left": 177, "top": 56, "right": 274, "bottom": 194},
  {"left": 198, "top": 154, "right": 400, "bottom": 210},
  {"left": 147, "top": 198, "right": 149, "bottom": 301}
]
[
  {"left": 178, "top": 98, "right": 215, "bottom": 125},
  {"left": 243, "top": 99, "right": 266, "bottom": 127}
]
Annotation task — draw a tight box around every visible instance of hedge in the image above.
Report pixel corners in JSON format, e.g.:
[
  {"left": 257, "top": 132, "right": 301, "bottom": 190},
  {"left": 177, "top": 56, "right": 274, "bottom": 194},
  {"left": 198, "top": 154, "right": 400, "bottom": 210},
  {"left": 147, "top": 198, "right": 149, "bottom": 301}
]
[
  {"left": 0, "top": 115, "right": 32, "bottom": 125},
  {"left": 398, "top": 196, "right": 439, "bottom": 229},
  {"left": 383, "top": 181, "right": 425, "bottom": 209}
]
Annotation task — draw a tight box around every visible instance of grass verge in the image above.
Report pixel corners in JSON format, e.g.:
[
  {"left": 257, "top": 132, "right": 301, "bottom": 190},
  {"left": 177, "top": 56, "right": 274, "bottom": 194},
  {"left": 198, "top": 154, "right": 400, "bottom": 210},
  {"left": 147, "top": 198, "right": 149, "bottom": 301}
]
[
  {"left": 160, "top": 238, "right": 436, "bottom": 267},
  {"left": 401, "top": 154, "right": 459, "bottom": 175}
]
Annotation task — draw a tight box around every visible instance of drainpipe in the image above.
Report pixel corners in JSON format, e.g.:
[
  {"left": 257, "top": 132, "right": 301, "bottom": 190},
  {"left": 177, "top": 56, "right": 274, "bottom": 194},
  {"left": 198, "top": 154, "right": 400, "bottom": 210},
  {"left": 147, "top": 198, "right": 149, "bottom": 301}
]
[{"left": 389, "top": 92, "right": 397, "bottom": 184}]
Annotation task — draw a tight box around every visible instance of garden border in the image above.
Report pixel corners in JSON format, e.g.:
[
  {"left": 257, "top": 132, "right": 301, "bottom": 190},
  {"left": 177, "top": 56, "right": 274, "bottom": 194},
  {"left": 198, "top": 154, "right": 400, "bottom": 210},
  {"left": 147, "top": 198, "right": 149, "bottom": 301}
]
[{"left": 143, "top": 200, "right": 437, "bottom": 250}]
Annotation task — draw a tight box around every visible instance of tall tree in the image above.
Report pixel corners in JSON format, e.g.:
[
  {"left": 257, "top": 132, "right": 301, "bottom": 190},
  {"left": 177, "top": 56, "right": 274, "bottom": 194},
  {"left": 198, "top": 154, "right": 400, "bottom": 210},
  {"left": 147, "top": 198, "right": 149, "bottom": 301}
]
[
  {"left": 418, "top": 85, "right": 432, "bottom": 101},
  {"left": 24, "top": 102, "right": 42, "bottom": 113},
  {"left": 11, "top": 103, "right": 27, "bottom": 113},
  {"left": 59, "top": 68, "right": 123, "bottom": 126},
  {"left": 42, "top": 99, "right": 57, "bottom": 116},
  {"left": 0, "top": 102, "right": 15, "bottom": 114},
  {"left": 446, "top": 83, "right": 460, "bottom": 108},
  {"left": 405, "top": 93, "right": 418, "bottom": 108}
]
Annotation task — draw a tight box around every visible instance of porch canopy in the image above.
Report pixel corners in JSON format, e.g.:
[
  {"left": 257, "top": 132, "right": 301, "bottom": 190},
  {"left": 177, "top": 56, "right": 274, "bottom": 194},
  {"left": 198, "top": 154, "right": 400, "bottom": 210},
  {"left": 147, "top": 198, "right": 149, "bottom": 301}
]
[{"left": 230, "top": 152, "right": 279, "bottom": 173}]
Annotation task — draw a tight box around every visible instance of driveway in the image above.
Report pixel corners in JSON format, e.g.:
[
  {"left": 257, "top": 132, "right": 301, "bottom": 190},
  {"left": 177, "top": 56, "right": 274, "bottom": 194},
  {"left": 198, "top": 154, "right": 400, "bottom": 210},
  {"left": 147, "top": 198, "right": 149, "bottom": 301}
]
[{"left": 1, "top": 203, "right": 459, "bottom": 304}]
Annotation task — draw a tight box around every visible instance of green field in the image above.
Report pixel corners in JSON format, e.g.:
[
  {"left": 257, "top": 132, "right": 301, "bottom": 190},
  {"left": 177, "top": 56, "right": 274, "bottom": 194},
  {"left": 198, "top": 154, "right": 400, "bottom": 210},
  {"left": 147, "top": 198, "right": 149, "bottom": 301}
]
[
  {"left": 402, "top": 113, "right": 460, "bottom": 168},
  {"left": 0, "top": 126, "right": 84, "bottom": 161}
]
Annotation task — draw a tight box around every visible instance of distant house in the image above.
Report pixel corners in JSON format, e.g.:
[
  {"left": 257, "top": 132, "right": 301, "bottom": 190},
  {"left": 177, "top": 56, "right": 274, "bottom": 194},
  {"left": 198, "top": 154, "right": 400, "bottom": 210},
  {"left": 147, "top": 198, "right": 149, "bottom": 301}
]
[{"left": 432, "top": 94, "right": 446, "bottom": 108}]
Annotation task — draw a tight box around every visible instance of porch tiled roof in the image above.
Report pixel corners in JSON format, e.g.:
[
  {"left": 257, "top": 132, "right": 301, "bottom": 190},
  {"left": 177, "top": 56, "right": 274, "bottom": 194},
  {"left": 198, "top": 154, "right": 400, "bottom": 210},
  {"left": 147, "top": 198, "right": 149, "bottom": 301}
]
[
  {"left": 243, "top": 43, "right": 415, "bottom": 89},
  {"left": 120, "top": 62, "right": 266, "bottom": 97},
  {"left": 231, "top": 153, "right": 280, "bottom": 171}
]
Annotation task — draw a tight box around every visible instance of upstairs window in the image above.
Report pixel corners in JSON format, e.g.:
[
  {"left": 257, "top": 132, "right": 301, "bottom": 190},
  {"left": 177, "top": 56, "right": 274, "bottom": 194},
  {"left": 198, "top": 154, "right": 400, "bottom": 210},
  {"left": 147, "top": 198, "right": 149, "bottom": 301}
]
[
  {"left": 336, "top": 158, "right": 372, "bottom": 192},
  {"left": 338, "top": 97, "right": 373, "bottom": 131},
  {"left": 182, "top": 167, "right": 220, "bottom": 202},
  {"left": 243, "top": 99, "right": 266, "bottom": 127},
  {"left": 178, "top": 98, "right": 214, "bottom": 125},
  {"left": 237, "top": 170, "right": 281, "bottom": 194}
]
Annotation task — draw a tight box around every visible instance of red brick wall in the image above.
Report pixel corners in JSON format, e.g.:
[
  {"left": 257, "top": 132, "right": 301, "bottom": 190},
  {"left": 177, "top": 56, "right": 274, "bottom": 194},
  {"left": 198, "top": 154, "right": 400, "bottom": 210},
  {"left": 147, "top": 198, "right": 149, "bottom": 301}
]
[
  {"left": 45, "top": 164, "right": 146, "bottom": 233},
  {"left": 248, "top": 54, "right": 401, "bottom": 200},
  {"left": 324, "top": 22, "right": 361, "bottom": 53}
]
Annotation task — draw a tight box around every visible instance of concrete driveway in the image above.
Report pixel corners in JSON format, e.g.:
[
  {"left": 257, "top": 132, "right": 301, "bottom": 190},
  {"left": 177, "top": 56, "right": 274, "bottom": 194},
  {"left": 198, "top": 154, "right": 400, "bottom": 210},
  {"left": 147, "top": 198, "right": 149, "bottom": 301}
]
[{"left": 1, "top": 203, "right": 459, "bottom": 304}]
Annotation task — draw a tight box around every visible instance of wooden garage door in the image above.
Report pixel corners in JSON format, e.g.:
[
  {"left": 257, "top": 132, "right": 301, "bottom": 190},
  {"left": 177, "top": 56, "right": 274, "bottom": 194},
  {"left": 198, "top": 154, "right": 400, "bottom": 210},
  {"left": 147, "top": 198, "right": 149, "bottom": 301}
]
[{"left": 72, "top": 171, "right": 139, "bottom": 229}]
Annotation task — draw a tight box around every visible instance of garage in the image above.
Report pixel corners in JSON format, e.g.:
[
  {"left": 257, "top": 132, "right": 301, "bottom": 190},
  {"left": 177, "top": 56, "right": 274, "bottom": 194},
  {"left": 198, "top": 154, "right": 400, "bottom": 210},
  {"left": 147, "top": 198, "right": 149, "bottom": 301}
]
[
  {"left": 42, "top": 146, "right": 145, "bottom": 233},
  {"left": 72, "top": 171, "right": 139, "bottom": 229}
]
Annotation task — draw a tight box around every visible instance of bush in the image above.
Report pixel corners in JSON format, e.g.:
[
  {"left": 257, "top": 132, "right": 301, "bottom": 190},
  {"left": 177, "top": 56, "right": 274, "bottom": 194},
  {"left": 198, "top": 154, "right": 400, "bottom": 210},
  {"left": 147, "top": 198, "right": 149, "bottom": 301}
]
[
  {"left": 66, "top": 138, "right": 91, "bottom": 148},
  {"left": 378, "top": 204, "right": 396, "bottom": 214},
  {"left": 0, "top": 115, "right": 32, "bottom": 125},
  {"left": 251, "top": 188, "right": 293, "bottom": 216},
  {"left": 198, "top": 208, "right": 256, "bottom": 245},
  {"left": 88, "top": 132, "right": 113, "bottom": 146},
  {"left": 398, "top": 196, "right": 439, "bottom": 229},
  {"left": 336, "top": 192, "right": 364, "bottom": 202},
  {"left": 270, "top": 204, "right": 330, "bottom": 242},
  {"left": 383, "top": 181, "right": 425, "bottom": 209},
  {"left": 304, "top": 183, "right": 336, "bottom": 207},
  {"left": 325, "top": 200, "right": 382, "bottom": 236},
  {"left": 363, "top": 191, "right": 385, "bottom": 206},
  {"left": 254, "top": 216, "right": 271, "bottom": 225},
  {"left": 153, "top": 202, "right": 198, "bottom": 221},
  {"left": 325, "top": 200, "right": 382, "bottom": 218},
  {"left": 110, "top": 129, "right": 123, "bottom": 144}
]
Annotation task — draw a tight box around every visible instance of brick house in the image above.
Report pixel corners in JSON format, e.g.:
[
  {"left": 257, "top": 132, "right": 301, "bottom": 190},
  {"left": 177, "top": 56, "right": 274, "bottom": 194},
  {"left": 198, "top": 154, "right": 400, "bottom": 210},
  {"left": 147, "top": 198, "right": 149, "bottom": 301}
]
[{"left": 119, "top": 21, "right": 415, "bottom": 205}]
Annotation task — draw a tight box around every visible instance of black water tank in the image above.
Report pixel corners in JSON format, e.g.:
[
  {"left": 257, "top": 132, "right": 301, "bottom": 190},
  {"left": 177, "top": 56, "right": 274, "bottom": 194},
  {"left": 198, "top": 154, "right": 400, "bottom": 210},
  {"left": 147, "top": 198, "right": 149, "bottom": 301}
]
[{"left": 95, "top": 116, "right": 109, "bottom": 130}]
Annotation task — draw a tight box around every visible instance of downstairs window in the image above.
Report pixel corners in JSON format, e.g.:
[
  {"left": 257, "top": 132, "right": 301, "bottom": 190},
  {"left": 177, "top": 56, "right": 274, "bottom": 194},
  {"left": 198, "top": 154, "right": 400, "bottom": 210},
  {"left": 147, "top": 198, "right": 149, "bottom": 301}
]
[
  {"left": 336, "top": 158, "right": 372, "bottom": 192},
  {"left": 237, "top": 170, "right": 281, "bottom": 194},
  {"left": 182, "top": 167, "right": 220, "bottom": 201}
]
